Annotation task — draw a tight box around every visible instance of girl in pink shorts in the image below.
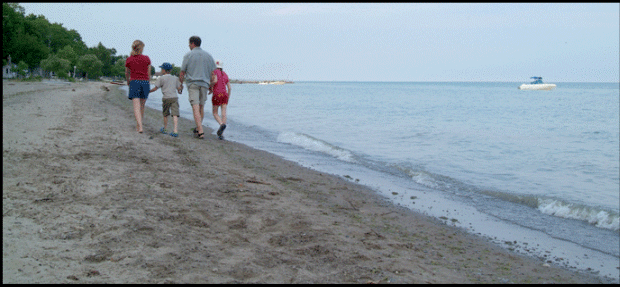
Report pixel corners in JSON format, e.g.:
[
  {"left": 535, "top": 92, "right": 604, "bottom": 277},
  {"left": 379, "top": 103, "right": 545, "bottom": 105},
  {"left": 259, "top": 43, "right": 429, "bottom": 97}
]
[{"left": 210, "top": 60, "right": 231, "bottom": 140}]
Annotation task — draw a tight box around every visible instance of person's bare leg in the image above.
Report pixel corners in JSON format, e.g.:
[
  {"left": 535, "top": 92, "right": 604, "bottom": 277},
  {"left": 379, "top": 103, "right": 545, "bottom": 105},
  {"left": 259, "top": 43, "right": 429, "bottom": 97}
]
[
  {"left": 140, "top": 98, "right": 147, "bottom": 121},
  {"left": 192, "top": 104, "right": 204, "bottom": 137},
  {"left": 220, "top": 104, "right": 227, "bottom": 125},
  {"left": 172, "top": 116, "right": 178, "bottom": 134},
  {"left": 215, "top": 104, "right": 227, "bottom": 138},
  {"left": 199, "top": 104, "right": 205, "bottom": 124},
  {"left": 163, "top": 116, "right": 168, "bottom": 131},
  {"left": 212, "top": 105, "right": 223, "bottom": 125},
  {"left": 132, "top": 98, "right": 143, "bottom": 133}
]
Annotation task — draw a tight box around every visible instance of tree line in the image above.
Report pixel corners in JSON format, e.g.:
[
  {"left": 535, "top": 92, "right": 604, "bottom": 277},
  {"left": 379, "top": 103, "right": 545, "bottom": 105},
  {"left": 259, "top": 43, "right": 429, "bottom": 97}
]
[{"left": 3, "top": 3, "right": 179, "bottom": 80}]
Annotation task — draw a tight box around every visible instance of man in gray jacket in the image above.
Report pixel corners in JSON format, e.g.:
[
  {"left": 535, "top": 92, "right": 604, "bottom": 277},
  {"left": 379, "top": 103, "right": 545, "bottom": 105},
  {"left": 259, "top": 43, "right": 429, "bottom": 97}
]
[{"left": 180, "top": 36, "right": 217, "bottom": 139}]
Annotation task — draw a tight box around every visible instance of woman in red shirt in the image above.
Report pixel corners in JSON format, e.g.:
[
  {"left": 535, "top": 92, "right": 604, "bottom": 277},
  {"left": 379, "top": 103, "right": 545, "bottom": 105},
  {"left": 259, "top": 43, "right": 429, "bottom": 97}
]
[{"left": 125, "top": 40, "right": 151, "bottom": 133}]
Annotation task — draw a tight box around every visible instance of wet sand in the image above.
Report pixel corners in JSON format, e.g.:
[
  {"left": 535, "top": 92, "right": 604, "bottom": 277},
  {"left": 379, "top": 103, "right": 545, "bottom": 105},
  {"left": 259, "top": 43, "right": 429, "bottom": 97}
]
[{"left": 2, "top": 80, "right": 612, "bottom": 283}]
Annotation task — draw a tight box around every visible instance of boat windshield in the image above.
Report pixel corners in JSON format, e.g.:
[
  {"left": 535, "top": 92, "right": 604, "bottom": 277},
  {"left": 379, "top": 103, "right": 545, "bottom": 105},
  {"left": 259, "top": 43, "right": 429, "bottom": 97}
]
[{"left": 530, "top": 77, "right": 543, "bottom": 84}]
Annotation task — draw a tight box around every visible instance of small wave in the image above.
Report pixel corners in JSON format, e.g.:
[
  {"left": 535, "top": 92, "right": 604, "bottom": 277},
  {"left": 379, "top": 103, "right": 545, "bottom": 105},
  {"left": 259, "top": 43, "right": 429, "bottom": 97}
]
[
  {"left": 392, "top": 163, "right": 620, "bottom": 232},
  {"left": 401, "top": 166, "right": 541, "bottom": 207},
  {"left": 276, "top": 131, "right": 355, "bottom": 162},
  {"left": 407, "top": 170, "right": 446, "bottom": 190},
  {"left": 388, "top": 164, "right": 443, "bottom": 190},
  {"left": 538, "top": 199, "right": 620, "bottom": 231}
]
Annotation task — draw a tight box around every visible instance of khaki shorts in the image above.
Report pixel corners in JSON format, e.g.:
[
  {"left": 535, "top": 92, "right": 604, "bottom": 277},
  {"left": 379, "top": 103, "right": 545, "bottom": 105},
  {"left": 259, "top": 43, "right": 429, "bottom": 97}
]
[
  {"left": 188, "top": 84, "right": 208, "bottom": 106},
  {"left": 162, "top": 98, "right": 179, "bottom": 117}
]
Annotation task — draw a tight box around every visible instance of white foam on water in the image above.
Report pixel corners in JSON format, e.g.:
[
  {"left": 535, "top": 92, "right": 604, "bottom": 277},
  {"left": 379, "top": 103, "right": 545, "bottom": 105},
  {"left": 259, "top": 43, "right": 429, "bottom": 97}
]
[
  {"left": 408, "top": 171, "right": 440, "bottom": 189},
  {"left": 276, "top": 131, "right": 355, "bottom": 163},
  {"left": 538, "top": 199, "right": 620, "bottom": 231}
]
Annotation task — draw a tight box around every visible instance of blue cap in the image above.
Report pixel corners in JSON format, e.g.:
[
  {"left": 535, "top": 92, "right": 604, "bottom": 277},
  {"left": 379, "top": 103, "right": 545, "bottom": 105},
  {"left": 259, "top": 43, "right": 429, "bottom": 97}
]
[{"left": 159, "top": 62, "right": 173, "bottom": 70}]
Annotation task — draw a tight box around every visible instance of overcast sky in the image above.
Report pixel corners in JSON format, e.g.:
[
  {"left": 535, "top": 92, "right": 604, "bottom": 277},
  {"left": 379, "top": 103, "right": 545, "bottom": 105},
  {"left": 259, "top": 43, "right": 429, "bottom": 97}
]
[{"left": 18, "top": 3, "right": 620, "bottom": 82}]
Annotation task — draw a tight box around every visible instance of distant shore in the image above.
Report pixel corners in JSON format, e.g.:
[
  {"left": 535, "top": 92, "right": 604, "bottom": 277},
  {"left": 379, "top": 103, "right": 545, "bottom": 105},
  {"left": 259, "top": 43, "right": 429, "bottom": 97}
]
[
  {"left": 104, "top": 78, "right": 294, "bottom": 85},
  {"left": 230, "top": 79, "right": 294, "bottom": 84}
]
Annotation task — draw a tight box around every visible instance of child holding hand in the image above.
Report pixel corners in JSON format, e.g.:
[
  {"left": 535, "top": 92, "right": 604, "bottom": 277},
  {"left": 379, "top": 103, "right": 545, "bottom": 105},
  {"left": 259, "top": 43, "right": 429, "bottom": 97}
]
[{"left": 150, "top": 62, "right": 182, "bottom": 137}]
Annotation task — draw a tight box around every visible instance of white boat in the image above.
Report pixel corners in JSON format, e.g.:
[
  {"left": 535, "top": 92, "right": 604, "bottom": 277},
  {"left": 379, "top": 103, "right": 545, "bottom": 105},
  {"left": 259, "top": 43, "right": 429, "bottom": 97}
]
[{"left": 519, "top": 77, "right": 556, "bottom": 90}]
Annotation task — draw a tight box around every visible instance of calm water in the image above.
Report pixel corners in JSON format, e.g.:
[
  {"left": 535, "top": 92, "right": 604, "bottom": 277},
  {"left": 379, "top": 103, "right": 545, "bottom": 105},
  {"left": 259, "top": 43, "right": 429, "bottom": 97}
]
[{"left": 130, "top": 81, "right": 620, "bottom": 280}]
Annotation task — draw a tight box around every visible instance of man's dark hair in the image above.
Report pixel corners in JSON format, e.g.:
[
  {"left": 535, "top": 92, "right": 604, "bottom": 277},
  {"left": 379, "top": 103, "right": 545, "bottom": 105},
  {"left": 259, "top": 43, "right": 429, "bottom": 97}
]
[{"left": 189, "top": 36, "right": 201, "bottom": 47}]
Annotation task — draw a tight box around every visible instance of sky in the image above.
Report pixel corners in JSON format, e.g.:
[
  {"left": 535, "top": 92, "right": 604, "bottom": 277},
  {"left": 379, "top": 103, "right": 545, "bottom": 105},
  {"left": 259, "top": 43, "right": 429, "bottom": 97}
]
[{"left": 18, "top": 3, "right": 620, "bottom": 82}]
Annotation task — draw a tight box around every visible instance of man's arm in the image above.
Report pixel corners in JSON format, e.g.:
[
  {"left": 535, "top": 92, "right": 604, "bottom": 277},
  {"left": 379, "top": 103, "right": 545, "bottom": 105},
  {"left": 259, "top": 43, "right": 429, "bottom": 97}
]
[
  {"left": 179, "top": 53, "right": 189, "bottom": 84},
  {"left": 177, "top": 78, "right": 183, "bottom": 94},
  {"left": 208, "top": 71, "right": 218, "bottom": 95}
]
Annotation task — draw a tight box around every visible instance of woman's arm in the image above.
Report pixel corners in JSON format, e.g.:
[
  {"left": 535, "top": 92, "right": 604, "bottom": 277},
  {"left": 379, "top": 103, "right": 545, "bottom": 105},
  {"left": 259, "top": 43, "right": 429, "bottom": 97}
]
[{"left": 125, "top": 67, "right": 130, "bottom": 85}]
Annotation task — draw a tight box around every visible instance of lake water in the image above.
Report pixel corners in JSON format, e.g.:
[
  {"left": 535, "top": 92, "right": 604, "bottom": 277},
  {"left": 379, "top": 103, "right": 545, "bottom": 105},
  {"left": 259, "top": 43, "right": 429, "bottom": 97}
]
[{"left": 124, "top": 81, "right": 619, "bottom": 281}]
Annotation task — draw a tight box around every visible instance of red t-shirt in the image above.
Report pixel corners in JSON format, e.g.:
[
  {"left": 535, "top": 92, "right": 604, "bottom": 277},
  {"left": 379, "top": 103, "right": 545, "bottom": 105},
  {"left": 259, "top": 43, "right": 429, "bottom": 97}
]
[
  {"left": 212, "top": 69, "right": 229, "bottom": 95},
  {"left": 125, "top": 54, "right": 151, "bottom": 81}
]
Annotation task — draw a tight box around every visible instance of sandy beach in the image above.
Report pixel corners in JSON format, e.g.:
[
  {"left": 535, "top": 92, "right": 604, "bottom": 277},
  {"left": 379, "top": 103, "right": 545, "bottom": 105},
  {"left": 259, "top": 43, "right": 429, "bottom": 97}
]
[{"left": 2, "top": 80, "right": 612, "bottom": 284}]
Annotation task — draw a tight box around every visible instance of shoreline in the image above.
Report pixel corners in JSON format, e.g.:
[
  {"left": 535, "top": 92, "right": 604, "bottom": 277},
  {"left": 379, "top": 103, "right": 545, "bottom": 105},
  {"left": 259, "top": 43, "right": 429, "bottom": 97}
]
[{"left": 2, "top": 79, "right": 614, "bottom": 283}]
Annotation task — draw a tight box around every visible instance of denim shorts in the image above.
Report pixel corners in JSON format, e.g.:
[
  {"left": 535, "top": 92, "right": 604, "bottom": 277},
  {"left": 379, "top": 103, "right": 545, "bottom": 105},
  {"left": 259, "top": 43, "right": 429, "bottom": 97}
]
[{"left": 128, "top": 80, "right": 150, "bottom": 100}]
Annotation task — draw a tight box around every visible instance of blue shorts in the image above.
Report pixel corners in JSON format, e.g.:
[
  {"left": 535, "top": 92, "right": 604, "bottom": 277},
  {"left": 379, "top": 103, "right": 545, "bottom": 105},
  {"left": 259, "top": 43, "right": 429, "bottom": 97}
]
[{"left": 128, "top": 80, "right": 150, "bottom": 100}]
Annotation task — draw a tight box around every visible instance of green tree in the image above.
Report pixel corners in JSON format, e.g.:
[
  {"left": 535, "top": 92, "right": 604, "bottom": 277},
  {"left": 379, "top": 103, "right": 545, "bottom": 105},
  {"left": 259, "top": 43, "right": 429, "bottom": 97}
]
[
  {"left": 3, "top": 3, "right": 26, "bottom": 60},
  {"left": 57, "top": 45, "right": 78, "bottom": 72},
  {"left": 89, "top": 42, "right": 117, "bottom": 77},
  {"left": 171, "top": 65, "right": 181, "bottom": 76},
  {"left": 3, "top": 5, "right": 49, "bottom": 69},
  {"left": 64, "top": 29, "right": 88, "bottom": 56},
  {"left": 77, "top": 54, "right": 102, "bottom": 79},
  {"left": 111, "top": 57, "right": 127, "bottom": 80},
  {"left": 11, "top": 32, "right": 49, "bottom": 69},
  {"left": 4, "top": 2, "right": 25, "bottom": 14},
  {"left": 24, "top": 14, "right": 84, "bottom": 56},
  {"left": 24, "top": 14, "right": 49, "bottom": 47},
  {"left": 3, "top": 3, "right": 131, "bottom": 80},
  {"left": 40, "top": 54, "right": 71, "bottom": 79},
  {"left": 13, "top": 61, "right": 28, "bottom": 79},
  {"left": 48, "top": 23, "right": 75, "bottom": 54},
  {"left": 3, "top": 3, "right": 88, "bottom": 73}
]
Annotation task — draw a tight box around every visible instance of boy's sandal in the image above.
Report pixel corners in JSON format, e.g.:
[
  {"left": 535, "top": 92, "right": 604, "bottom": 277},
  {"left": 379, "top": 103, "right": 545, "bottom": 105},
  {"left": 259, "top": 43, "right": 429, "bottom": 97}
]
[
  {"left": 170, "top": 132, "right": 178, "bottom": 137},
  {"left": 196, "top": 133, "right": 204, "bottom": 139},
  {"left": 160, "top": 127, "right": 167, "bottom": 134}
]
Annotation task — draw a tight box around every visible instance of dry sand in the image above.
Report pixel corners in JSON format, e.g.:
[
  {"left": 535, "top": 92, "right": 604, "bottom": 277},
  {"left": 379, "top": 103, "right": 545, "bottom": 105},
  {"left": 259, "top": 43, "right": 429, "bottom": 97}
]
[{"left": 2, "top": 79, "right": 611, "bottom": 283}]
